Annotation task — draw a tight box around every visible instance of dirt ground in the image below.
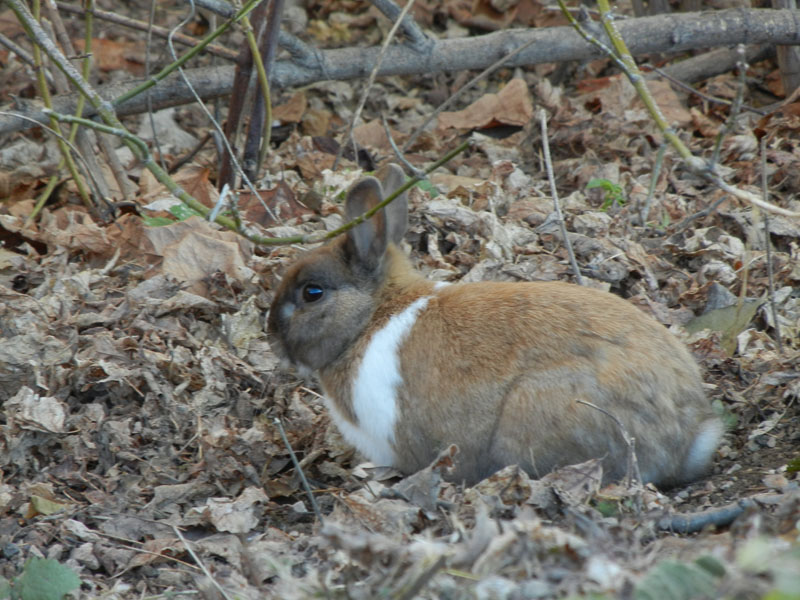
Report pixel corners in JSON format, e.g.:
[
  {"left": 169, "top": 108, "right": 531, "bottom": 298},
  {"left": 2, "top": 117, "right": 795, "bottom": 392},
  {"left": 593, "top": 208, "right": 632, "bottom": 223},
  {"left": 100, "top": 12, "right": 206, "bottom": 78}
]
[{"left": 0, "top": 0, "right": 799, "bottom": 598}]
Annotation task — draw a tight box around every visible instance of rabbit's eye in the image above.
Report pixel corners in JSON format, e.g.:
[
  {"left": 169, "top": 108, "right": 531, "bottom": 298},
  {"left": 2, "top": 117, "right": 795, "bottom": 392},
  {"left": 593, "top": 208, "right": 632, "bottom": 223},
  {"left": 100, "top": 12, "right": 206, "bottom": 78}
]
[{"left": 302, "top": 283, "right": 324, "bottom": 303}]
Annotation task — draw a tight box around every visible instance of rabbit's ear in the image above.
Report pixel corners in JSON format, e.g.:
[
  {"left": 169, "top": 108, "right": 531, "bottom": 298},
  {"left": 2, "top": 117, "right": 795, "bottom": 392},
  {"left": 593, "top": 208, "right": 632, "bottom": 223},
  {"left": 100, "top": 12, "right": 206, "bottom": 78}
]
[
  {"left": 376, "top": 163, "right": 409, "bottom": 246},
  {"left": 345, "top": 176, "right": 388, "bottom": 272}
]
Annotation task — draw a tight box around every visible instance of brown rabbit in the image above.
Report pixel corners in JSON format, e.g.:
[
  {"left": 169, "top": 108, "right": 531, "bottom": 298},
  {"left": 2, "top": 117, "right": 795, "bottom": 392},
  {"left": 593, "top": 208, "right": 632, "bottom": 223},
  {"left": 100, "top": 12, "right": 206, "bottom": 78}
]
[{"left": 267, "top": 164, "right": 721, "bottom": 487}]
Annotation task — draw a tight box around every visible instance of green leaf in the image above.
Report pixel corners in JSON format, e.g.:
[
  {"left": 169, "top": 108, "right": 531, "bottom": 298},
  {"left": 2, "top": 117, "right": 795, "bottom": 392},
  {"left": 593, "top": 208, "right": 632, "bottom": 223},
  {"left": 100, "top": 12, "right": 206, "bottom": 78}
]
[
  {"left": 635, "top": 560, "right": 719, "bottom": 600},
  {"left": 685, "top": 299, "right": 764, "bottom": 355},
  {"left": 413, "top": 178, "right": 439, "bottom": 198},
  {"left": 593, "top": 500, "right": 619, "bottom": 518},
  {"left": 29, "top": 495, "right": 68, "bottom": 516},
  {"left": 142, "top": 216, "right": 176, "bottom": 227},
  {"left": 586, "top": 178, "right": 618, "bottom": 193},
  {"left": 0, "top": 577, "right": 11, "bottom": 600},
  {"left": 694, "top": 556, "right": 726, "bottom": 578},
  {"left": 168, "top": 203, "right": 205, "bottom": 221},
  {"left": 586, "top": 178, "right": 625, "bottom": 210},
  {"left": 16, "top": 558, "right": 81, "bottom": 600}
]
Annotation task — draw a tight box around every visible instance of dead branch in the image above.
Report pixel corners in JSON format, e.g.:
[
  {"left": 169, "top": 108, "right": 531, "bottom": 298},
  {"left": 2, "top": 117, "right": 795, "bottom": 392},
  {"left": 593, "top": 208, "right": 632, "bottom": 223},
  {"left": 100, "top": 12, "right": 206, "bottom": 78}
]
[
  {"left": 655, "top": 493, "right": 791, "bottom": 533},
  {"left": 1, "top": 8, "right": 798, "bottom": 136}
]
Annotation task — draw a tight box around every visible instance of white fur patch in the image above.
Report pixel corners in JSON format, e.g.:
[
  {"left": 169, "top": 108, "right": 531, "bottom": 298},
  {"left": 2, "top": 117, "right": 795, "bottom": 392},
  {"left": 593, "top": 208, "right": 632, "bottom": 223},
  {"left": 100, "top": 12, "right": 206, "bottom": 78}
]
[
  {"left": 684, "top": 418, "right": 723, "bottom": 477},
  {"left": 331, "top": 296, "right": 430, "bottom": 467},
  {"left": 280, "top": 302, "right": 295, "bottom": 319}
]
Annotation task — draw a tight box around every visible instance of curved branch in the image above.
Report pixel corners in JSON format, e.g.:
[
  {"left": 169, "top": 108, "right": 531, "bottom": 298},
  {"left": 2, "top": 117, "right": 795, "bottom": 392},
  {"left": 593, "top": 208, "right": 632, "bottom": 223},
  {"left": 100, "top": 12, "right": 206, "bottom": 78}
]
[{"left": 1, "top": 9, "right": 798, "bottom": 135}]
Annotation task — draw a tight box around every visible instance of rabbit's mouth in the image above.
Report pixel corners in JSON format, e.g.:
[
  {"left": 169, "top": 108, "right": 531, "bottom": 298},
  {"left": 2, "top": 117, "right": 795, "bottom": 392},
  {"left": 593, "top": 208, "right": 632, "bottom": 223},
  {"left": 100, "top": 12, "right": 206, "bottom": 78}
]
[{"left": 265, "top": 325, "right": 315, "bottom": 379}]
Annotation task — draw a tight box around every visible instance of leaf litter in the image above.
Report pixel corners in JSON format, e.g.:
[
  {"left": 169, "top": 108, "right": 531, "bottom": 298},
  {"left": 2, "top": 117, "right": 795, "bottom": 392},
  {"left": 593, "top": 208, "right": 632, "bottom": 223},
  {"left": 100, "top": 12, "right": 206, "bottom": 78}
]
[{"left": 1, "top": 1, "right": 799, "bottom": 598}]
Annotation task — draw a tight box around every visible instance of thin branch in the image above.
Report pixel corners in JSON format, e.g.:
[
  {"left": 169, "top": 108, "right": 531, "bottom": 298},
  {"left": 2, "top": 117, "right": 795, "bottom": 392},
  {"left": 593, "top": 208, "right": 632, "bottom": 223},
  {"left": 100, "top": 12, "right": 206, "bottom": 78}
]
[
  {"left": 164, "top": 0, "right": 278, "bottom": 222},
  {"left": 653, "top": 64, "right": 767, "bottom": 116},
  {"left": 382, "top": 114, "right": 422, "bottom": 177},
  {"left": 576, "top": 399, "right": 643, "bottom": 491},
  {"left": 539, "top": 109, "right": 583, "bottom": 285},
  {"left": 274, "top": 417, "right": 324, "bottom": 524},
  {"left": 334, "top": 0, "right": 415, "bottom": 170},
  {"left": 641, "top": 142, "right": 666, "bottom": 225},
  {"left": 172, "top": 525, "right": 234, "bottom": 600},
  {"left": 761, "top": 136, "right": 783, "bottom": 354},
  {"left": 112, "top": 0, "right": 262, "bottom": 108},
  {"left": 56, "top": 1, "right": 239, "bottom": 60},
  {"left": 4, "top": 9, "right": 800, "bottom": 136},
  {"left": 0, "top": 110, "right": 104, "bottom": 225},
  {"left": 710, "top": 44, "right": 748, "bottom": 168},
  {"left": 312, "top": 140, "right": 470, "bottom": 245},
  {"left": 558, "top": 1, "right": 800, "bottom": 219},
  {"left": 370, "top": 0, "right": 430, "bottom": 51},
  {"left": 402, "top": 30, "right": 542, "bottom": 152}
]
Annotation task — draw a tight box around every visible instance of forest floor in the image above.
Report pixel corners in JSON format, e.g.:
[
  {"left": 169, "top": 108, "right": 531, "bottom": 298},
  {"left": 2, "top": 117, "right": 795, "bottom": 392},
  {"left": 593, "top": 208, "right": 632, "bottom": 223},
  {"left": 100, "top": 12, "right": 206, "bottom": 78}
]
[{"left": 0, "top": 1, "right": 798, "bottom": 598}]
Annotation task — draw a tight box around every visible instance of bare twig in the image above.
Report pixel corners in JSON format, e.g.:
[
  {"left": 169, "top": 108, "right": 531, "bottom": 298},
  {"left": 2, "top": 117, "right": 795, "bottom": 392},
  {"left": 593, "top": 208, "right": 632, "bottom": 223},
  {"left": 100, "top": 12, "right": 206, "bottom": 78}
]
[
  {"left": 641, "top": 142, "right": 666, "bottom": 225},
  {"left": 4, "top": 10, "right": 800, "bottom": 137},
  {"left": 381, "top": 114, "right": 423, "bottom": 177},
  {"left": 655, "top": 495, "right": 789, "bottom": 533},
  {"left": 3, "top": 110, "right": 105, "bottom": 228},
  {"left": 167, "top": 131, "right": 213, "bottom": 174},
  {"left": 371, "top": 0, "right": 430, "bottom": 50},
  {"left": 402, "top": 32, "right": 541, "bottom": 153},
  {"left": 165, "top": 0, "right": 278, "bottom": 222},
  {"left": 657, "top": 44, "right": 774, "bottom": 88},
  {"left": 56, "top": 1, "right": 239, "bottom": 60},
  {"left": 653, "top": 64, "right": 767, "bottom": 116},
  {"left": 576, "top": 399, "right": 643, "bottom": 491},
  {"left": 273, "top": 417, "right": 324, "bottom": 524},
  {"left": 334, "top": 0, "right": 415, "bottom": 170},
  {"left": 761, "top": 136, "right": 783, "bottom": 354},
  {"left": 41, "top": 4, "right": 110, "bottom": 204},
  {"left": 558, "top": 1, "right": 800, "bottom": 219},
  {"left": 97, "top": 132, "right": 136, "bottom": 200},
  {"left": 145, "top": 0, "right": 168, "bottom": 173},
  {"left": 172, "top": 525, "right": 235, "bottom": 600},
  {"left": 29, "top": 0, "right": 94, "bottom": 213},
  {"left": 242, "top": 0, "right": 284, "bottom": 183},
  {"left": 538, "top": 109, "right": 583, "bottom": 285},
  {"left": 710, "top": 45, "right": 749, "bottom": 168},
  {"left": 672, "top": 196, "right": 727, "bottom": 233}
]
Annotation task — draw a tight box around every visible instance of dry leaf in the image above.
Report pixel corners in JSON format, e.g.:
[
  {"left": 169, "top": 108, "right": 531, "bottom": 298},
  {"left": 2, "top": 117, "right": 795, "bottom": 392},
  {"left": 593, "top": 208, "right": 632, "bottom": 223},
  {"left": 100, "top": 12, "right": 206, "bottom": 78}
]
[{"left": 438, "top": 78, "right": 533, "bottom": 130}]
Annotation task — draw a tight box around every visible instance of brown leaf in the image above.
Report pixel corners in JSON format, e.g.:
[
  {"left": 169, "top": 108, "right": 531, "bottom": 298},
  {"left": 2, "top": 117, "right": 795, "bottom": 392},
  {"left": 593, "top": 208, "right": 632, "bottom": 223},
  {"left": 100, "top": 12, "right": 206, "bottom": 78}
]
[
  {"left": 73, "top": 38, "right": 145, "bottom": 75},
  {"left": 438, "top": 78, "right": 533, "bottom": 130},
  {"left": 273, "top": 91, "right": 308, "bottom": 123}
]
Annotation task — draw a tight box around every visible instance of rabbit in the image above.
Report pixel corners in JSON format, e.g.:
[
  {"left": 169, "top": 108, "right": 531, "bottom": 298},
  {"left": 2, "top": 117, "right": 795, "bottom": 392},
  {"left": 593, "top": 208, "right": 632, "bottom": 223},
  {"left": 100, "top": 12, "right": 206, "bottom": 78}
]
[{"left": 267, "top": 164, "right": 722, "bottom": 488}]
